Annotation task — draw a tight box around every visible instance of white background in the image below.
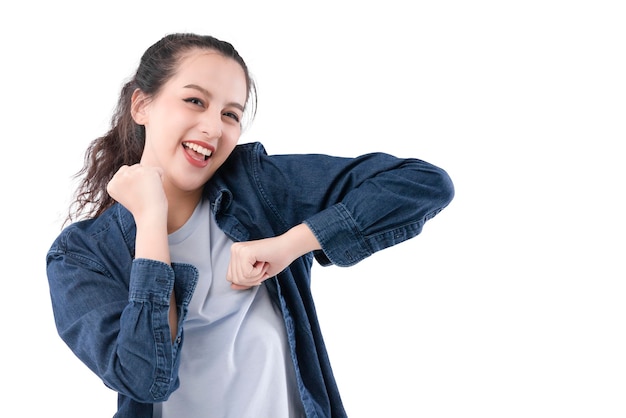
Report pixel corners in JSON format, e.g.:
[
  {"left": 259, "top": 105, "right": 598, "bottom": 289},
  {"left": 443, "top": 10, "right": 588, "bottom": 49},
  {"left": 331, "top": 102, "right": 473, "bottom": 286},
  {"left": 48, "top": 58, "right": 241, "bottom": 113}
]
[{"left": 1, "top": 1, "right": 624, "bottom": 417}]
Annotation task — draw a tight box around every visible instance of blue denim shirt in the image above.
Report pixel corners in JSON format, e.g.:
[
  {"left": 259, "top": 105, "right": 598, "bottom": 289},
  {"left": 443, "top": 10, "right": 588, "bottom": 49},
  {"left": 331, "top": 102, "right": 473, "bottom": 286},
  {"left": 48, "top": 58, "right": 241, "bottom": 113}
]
[{"left": 47, "top": 142, "right": 454, "bottom": 418}]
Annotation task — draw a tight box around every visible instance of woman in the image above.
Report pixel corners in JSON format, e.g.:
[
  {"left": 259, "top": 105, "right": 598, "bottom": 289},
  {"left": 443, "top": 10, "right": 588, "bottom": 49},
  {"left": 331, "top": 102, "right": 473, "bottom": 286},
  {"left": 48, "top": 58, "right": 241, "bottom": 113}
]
[{"left": 46, "top": 33, "right": 454, "bottom": 418}]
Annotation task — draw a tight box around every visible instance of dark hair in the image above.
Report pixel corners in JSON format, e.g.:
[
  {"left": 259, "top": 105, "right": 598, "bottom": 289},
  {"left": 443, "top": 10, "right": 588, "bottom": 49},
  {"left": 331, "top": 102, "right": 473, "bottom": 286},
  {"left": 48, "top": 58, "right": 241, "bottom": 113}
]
[{"left": 66, "top": 33, "right": 257, "bottom": 224}]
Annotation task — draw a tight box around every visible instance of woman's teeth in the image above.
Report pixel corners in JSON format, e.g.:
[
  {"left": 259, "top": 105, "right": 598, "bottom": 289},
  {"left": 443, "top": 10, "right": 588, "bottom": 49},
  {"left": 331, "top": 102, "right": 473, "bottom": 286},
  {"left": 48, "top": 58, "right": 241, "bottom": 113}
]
[{"left": 183, "top": 142, "right": 212, "bottom": 160}]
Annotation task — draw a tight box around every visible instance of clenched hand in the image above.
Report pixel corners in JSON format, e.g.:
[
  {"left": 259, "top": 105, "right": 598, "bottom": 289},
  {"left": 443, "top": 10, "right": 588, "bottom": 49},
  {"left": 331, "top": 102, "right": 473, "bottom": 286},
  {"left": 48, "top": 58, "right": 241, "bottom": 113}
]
[{"left": 227, "top": 224, "right": 322, "bottom": 290}]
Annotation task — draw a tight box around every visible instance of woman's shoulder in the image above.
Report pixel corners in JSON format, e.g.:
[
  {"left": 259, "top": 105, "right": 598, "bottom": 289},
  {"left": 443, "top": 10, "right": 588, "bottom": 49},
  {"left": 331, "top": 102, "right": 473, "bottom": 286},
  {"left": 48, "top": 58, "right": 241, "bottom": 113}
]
[
  {"left": 48, "top": 203, "right": 134, "bottom": 256},
  {"left": 230, "top": 141, "right": 267, "bottom": 160}
]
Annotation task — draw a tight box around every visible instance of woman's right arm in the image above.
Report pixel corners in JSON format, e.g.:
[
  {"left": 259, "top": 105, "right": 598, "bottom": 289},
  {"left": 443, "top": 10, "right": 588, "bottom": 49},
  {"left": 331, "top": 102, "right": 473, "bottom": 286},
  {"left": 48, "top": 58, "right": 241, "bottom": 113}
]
[
  {"left": 106, "top": 164, "right": 178, "bottom": 342},
  {"left": 46, "top": 164, "right": 194, "bottom": 402}
]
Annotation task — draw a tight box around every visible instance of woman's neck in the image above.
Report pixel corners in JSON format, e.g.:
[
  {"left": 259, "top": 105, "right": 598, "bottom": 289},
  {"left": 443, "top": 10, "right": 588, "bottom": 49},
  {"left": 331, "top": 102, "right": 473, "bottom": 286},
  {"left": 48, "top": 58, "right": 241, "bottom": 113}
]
[{"left": 166, "top": 188, "right": 203, "bottom": 234}]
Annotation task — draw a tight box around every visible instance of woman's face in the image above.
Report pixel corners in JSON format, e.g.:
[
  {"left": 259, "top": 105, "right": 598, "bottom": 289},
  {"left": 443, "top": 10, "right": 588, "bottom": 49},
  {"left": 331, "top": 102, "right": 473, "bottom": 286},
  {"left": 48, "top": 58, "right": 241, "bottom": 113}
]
[{"left": 132, "top": 49, "right": 248, "bottom": 195}]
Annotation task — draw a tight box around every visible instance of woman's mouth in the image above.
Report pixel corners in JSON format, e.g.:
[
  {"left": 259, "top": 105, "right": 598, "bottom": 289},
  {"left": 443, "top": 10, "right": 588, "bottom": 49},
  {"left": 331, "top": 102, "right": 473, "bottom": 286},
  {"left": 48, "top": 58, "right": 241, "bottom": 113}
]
[{"left": 183, "top": 142, "right": 213, "bottom": 161}]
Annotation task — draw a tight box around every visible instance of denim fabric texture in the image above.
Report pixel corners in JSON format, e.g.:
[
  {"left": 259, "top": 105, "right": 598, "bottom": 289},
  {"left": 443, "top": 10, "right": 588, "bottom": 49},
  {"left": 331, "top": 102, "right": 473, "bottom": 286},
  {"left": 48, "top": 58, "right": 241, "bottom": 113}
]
[{"left": 47, "top": 142, "right": 454, "bottom": 418}]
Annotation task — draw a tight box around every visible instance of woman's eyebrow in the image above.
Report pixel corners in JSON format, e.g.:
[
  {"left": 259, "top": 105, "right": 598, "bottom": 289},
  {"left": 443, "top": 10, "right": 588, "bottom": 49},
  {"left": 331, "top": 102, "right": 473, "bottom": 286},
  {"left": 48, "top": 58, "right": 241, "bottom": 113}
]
[{"left": 183, "top": 84, "right": 245, "bottom": 111}]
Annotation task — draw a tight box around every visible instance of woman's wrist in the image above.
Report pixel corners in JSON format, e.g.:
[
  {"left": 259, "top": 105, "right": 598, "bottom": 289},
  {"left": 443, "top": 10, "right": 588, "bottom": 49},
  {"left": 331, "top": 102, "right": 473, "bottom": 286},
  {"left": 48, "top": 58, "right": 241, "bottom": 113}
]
[{"left": 283, "top": 223, "right": 322, "bottom": 258}]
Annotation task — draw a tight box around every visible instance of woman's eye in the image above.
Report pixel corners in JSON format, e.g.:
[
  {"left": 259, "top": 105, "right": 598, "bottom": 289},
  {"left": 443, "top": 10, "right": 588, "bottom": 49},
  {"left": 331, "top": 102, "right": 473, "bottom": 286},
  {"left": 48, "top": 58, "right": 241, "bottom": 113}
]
[
  {"left": 223, "top": 112, "right": 241, "bottom": 123},
  {"left": 184, "top": 97, "right": 204, "bottom": 107}
]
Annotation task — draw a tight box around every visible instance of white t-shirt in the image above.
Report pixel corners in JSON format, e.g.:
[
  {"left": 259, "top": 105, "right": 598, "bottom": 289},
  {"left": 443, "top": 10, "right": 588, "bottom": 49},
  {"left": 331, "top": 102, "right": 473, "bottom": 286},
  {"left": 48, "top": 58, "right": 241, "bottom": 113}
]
[{"left": 153, "top": 199, "right": 305, "bottom": 418}]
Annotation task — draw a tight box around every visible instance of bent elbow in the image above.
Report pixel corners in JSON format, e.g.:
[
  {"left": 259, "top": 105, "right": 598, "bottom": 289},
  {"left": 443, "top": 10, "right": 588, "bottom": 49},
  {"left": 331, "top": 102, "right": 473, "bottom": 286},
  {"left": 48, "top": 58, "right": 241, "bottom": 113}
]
[{"left": 435, "top": 166, "right": 455, "bottom": 208}]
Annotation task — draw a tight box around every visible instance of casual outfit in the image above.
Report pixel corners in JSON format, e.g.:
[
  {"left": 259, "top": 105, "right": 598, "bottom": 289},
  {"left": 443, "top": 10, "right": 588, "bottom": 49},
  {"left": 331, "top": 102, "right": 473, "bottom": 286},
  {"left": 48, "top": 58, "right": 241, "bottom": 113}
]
[
  {"left": 153, "top": 198, "right": 304, "bottom": 418},
  {"left": 47, "top": 142, "right": 454, "bottom": 417}
]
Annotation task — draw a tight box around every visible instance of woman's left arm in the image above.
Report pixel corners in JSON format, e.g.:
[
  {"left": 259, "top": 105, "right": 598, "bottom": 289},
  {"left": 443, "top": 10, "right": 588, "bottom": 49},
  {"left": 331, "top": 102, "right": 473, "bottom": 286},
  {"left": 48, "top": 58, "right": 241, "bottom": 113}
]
[{"left": 226, "top": 145, "right": 454, "bottom": 287}]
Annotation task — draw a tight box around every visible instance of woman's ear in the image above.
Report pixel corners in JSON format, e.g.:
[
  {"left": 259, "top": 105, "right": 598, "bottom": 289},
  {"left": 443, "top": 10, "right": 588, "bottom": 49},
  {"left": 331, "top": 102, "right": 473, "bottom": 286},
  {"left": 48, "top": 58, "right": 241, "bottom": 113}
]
[{"left": 131, "top": 88, "right": 150, "bottom": 125}]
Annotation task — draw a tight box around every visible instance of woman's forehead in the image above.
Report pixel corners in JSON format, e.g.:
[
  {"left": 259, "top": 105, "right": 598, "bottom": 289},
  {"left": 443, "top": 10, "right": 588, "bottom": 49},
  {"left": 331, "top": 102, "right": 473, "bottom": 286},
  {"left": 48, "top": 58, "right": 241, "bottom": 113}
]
[{"left": 171, "top": 50, "right": 247, "bottom": 100}]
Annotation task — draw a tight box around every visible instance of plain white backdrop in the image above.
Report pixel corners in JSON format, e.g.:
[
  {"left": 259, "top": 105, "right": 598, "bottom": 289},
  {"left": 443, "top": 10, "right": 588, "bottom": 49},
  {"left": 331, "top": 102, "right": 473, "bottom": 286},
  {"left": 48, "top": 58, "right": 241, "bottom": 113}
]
[{"left": 1, "top": 1, "right": 624, "bottom": 417}]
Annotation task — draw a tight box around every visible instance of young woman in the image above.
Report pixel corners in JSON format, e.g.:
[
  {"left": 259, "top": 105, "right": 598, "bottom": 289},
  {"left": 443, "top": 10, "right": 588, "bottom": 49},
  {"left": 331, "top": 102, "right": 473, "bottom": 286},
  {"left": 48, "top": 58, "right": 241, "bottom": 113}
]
[{"left": 46, "top": 33, "right": 454, "bottom": 418}]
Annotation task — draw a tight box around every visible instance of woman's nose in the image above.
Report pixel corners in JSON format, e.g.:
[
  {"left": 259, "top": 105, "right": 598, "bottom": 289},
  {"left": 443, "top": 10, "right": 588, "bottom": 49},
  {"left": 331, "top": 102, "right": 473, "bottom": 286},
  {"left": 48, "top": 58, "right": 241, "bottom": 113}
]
[{"left": 200, "top": 111, "right": 223, "bottom": 140}]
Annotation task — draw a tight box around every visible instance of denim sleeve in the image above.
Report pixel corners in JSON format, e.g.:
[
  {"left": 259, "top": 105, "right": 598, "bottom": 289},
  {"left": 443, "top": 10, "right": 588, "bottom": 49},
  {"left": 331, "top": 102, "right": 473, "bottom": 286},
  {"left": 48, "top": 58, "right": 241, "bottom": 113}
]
[
  {"left": 46, "top": 238, "right": 197, "bottom": 403},
  {"left": 251, "top": 145, "right": 455, "bottom": 266}
]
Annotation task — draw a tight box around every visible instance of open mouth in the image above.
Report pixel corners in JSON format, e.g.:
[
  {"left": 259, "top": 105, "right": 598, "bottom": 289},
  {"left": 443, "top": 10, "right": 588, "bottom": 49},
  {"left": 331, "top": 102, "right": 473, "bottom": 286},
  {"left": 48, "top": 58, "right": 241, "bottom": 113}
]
[{"left": 183, "top": 142, "right": 212, "bottom": 161}]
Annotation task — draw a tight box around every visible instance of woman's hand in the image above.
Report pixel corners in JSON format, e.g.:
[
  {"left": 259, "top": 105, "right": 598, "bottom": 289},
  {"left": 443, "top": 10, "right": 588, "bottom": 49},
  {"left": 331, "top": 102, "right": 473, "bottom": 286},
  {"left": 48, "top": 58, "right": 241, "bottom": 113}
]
[
  {"left": 106, "top": 164, "right": 168, "bottom": 223},
  {"left": 107, "top": 164, "right": 170, "bottom": 263},
  {"left": 227, "top": 224, "right": 322, "bottom": 290}
]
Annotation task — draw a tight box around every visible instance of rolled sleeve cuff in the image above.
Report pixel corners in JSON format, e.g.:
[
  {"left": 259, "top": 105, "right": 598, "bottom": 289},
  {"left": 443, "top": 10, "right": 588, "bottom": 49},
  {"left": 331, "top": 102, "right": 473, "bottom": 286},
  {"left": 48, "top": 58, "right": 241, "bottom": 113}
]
[
  {"left": 129, "top": 259, "right": 175, "bottom": 305},
  {"left": 304, "top": 203, "right": 372, "bottom": 267}
]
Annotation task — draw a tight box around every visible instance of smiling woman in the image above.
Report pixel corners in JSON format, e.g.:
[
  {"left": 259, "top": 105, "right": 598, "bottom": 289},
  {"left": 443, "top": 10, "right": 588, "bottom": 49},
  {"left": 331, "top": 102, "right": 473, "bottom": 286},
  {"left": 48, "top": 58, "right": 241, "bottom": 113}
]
[
  {"left": 131, "top": 52, "right": 246, "bottom": 181},
  {"left": 45, "top": 32, "right": 454, "bottom": 418}
]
